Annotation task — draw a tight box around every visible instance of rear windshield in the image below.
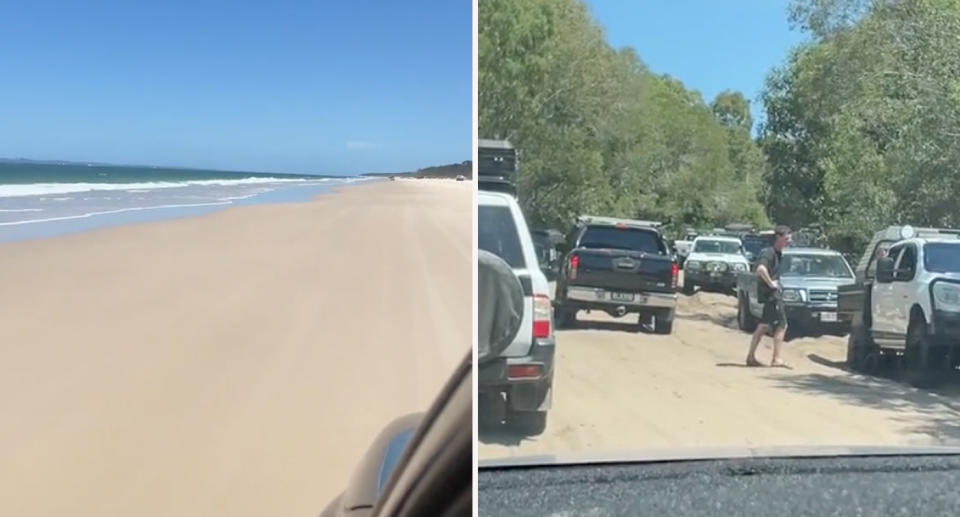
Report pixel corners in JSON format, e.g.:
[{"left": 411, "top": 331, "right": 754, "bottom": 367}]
[
  {"left": 693, "top": 239, "right": 741, "bottom": 254},
  {"left": 924, "top": 242, "right": 960, "bottom": 274},
  {"left": 742, "top": 235, "right": 774, "bottom": 256},
  {"left": 479, "top": 205, "right": 526, "bottom": 268},
  {"left": 579, "top": 226, "right": 664, "bottom": 254}
]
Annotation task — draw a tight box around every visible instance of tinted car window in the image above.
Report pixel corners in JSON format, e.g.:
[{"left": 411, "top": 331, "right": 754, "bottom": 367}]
[
  {"left": 578, "top": 226, "right": 664, "bottom": 254},
  {"left": 479, "top": 205, "right": 526, "bottom": 268},
  {"left": 693, "top": 239, "right": 741, "bottom": 254},
  {"left": 742, "top": 235, "right": 774, "bottom": 256},
  {"left": 924, "top": 242, "right": 960, "bottom": 273},
  {"left": 781, "top": 254, "right": 854, "bottom": 278}
]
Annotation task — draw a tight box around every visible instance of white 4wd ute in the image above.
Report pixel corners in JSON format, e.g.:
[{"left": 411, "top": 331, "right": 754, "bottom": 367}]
[{"left": 845, "top": 227, "right": 960, "bottom": 387}]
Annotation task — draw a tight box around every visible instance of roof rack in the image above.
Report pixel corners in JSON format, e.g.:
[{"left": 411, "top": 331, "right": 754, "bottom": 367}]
[
  {"left": 478, "top": 139, "right": 517, "bottom": 196},
  {"left": 576, "top": 215, "right": 663, "bottom": 228}
]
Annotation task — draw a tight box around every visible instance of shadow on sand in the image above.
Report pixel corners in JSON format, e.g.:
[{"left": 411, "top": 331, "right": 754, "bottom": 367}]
[
  {"left": 677, "top": 311, "right": 738, "bottom": 330},
  {"left": 761, "top": 358, "right": 960, "bottom": 444},
  {"left": 561, "top": 318, "right": 657, "bottom": 334}
]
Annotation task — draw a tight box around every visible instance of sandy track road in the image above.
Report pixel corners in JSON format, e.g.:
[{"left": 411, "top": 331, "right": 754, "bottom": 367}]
[
  {"left": 0, "top": 179, "right": 471, "bottom": 517},
  {"left": 479, "top": 289, "right": 960, "bottom": 460}
]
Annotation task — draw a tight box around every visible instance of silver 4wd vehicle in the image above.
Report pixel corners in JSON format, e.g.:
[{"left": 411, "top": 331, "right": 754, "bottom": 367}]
[
  {"left": 736, "top": 248, "right": 855, "bottom": 337},
  {"left": 841, "top": 225, "right": 960, "bottom": 387},
  {"left": 477, "top": 190, "right": 555, "bottom": 435},
  {"left": 682, "top": 235, "right": 750, "bottom": 294}
]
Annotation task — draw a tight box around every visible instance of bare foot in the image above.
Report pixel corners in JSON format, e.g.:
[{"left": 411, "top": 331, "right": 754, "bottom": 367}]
[
  {"left": 746, "top": 357, "right": 763, "bottom": 367},
  {"left": 770, "top": 360, "right": 792, "bottom": 369}
]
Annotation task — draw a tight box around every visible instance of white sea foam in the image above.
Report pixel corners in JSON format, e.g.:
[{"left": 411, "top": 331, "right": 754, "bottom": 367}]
[
  {"left": 0, "top": 177, "right": 315, "bottom": 198},
  {"left": 0, "top": 201, "right": 233, "bottom": 226},
  {"left": 0, "top": 208, "right": 43, "bottom": 213}
]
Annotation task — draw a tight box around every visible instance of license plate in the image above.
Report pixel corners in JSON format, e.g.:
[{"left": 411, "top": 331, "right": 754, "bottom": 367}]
[
  {"left": 611, "top": 292, "right": 635, "bottom": 302},
  {"left": 820, "top": 312, "right": 837, "bottom": 322}
]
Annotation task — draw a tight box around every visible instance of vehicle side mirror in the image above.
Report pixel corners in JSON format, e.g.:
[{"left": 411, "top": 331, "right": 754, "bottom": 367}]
[
  {"left": 321, "top": 412, "right": 423, "bottom": 517},
  {"left": 876, "top": 257, "right": 895, "bottom": 283},
  {"left": 478, "top": 250, "right": 524, "bottom": 362}
]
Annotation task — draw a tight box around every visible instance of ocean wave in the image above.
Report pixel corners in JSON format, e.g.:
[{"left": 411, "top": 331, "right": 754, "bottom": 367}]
[
  {"left": 0, "top": 208, "right": 43, "bottom": 212},
  {"left": 0, "top": 201, "right": 233, "bottom": 226},
  {"left": 0, "top": 177, "right": 318, "bottom": 198}
]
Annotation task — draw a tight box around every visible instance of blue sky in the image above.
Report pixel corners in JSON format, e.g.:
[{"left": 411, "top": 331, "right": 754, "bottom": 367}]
[
  {"left": 0, "top": 1, "right": 470, "bottom": 175},
  {"left": 586, "top": 0, "right": 808, "bottom": 133}
]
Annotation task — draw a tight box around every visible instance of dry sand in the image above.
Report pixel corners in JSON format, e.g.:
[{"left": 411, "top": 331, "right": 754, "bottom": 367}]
[
  {"left": 479, "top": 289, "right": 960, "bottom": 460},
  {"left": 0, "top": 179, "right": 471, "bottom": 516}
]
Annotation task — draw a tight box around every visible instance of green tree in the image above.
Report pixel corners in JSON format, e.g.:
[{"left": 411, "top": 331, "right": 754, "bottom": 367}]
[{"left": 479, "top": 0, "right": 769, "bottom": 235}]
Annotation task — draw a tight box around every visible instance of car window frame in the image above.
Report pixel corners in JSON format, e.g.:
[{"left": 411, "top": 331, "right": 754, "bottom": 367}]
[
  {"left": 895, "top": 243, "right": 918, "bottom": 282},
  {"left": 866, "top": 240, "right": 896, "bottom": 280},
  {"left": 478, "top": 204, "right": 527, "bottom": 269}
]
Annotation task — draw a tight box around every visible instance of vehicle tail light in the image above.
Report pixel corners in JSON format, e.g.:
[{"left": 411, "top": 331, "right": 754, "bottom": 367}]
[
  {"left": 671, "top": 262, "right": 679, "bottom": 290},
  {"left": 532, "top": 294, "right": 552, "bottom": 339},
  {"left": 508, "top": 364, "right": 542, "bottom": 380},
  {"left": 569, "top": 255, "right": 579, "bottom": 280}
]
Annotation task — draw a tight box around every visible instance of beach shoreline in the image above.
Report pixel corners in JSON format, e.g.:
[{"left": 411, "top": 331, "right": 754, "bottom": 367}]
[
  {"left": 0, "top": 178, "right": 471, "bottom": 517},
  {"left": 0, "top": 176, "right": 379, "bottom": 244}
]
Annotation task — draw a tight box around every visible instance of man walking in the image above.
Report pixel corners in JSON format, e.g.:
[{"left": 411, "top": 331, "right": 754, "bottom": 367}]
[{"left": 746, "top": 225, "right": 792, "bottom": 368}]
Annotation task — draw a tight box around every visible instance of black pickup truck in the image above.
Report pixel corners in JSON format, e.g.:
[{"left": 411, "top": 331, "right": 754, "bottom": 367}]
[{"left": 554, "top": 216, "right": 679, "bottom": 334}]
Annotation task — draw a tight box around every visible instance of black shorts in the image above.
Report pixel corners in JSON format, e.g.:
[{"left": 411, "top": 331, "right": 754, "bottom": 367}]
[{"left": 760, "top": 300, "right": 787, "bottom": 328}]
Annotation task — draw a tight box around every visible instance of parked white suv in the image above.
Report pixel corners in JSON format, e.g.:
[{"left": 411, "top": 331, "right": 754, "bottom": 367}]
[
  {"left": 867, "top": 235, "right": 960, "bottom": 386},
  {"left": 477, "top": 190, "right": 554, "bottom": 435}
]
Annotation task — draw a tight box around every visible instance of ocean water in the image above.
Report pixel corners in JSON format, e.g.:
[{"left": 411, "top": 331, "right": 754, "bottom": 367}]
[{"left": 0, "top": 162, "right": 371, "bottom": 242}]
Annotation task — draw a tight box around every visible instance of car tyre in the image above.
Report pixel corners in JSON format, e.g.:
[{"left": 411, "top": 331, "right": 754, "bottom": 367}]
[
  {"left": 903, "top": 315, "right": 946, "bottom": 389},
  {"left": 507, "top": 410, "right": 548, "bottom": 436},
  {"left": 682, "top": 281, "right": 695, "bottom": 296},
  {"left": 846, "top": 323, "right": 877, "bottom": 373},
  {"left": 654, "top": 311, "right": 674, "bottom": 334},
  {"left": 737, "top": 293, "right": 757, "bottom": 332},
  {"left": 554, "top": 306, "right": 575, "bottom": 329}
]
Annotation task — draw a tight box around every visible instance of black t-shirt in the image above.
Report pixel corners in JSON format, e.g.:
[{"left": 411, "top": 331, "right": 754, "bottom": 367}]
[{"left": 757, "top": 246, "right": 782, "bottom": 303}]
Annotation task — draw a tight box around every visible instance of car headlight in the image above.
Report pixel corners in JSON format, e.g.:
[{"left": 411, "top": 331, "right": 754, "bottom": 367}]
[
  {"left": 933, "top": 282, "right": 960, "bottom": 312},
  {"left": 686, "top": 260, "right": 702, "bottom": 269},
  {"left": 781, "top": 288, "right": 803, "bottom": 303},
  {"left": 732, "top": 263, "right": 747, "bottom": 272}
]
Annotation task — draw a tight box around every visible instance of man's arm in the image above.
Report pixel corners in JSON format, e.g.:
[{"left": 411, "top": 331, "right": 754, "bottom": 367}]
[
  {"left": 756, "top": 264, "right": 777, "bottom": 289},
  {"left": 755, "top": 249, "right": 778, "bottom": 289}
]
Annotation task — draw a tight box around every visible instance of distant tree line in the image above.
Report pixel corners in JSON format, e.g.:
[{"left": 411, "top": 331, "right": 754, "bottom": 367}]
[
  {"left": 364, "top": 160, "right": 472, "bottom": 179},
  {"left": 480, "top": 0, "right": 960, "bottom": 256}
]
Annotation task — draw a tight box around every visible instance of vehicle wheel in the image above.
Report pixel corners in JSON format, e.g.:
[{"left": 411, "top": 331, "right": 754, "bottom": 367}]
[
  {"left": 846, "top": 324, "right": 877, "bottom": 373},
  {"left": 507, "top": 411, "right": 547, "bottom": 436},
  {"left": 682, "top": 281, "right": 695, "bottom": 296},
  {"left": 737, "top": 293, "right": 757, "bottom": 332},
  {"left": 654, "top": 312, "right": 674, "bottom": 334},
  {"left": 903, "top": 315, "right": 946, "bottom": 389},
  {"left": 554, "top": 306, "right": 575, "bottom": 329}
]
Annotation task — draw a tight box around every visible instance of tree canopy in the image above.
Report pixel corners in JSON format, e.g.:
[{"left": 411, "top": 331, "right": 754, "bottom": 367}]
[
  {"left": 479, "top": 0, "right": 769, "bottom": 235},
  {"left": 481, "top": 0, "right": 960, "bottom": 255},
  {"left": 762, "top": 0, "right": 960, "bottom": 253}
]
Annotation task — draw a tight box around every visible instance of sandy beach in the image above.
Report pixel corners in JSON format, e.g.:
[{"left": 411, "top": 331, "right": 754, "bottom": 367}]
[{"left": 0, "top": 179, "right": 471, "bottom": 516}]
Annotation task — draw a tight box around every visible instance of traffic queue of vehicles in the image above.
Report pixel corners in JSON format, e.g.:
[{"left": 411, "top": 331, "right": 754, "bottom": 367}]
[{"left": 478, "top": 141, "right": 960, "bottom": 430}]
